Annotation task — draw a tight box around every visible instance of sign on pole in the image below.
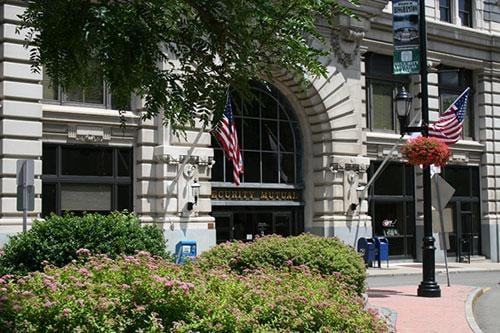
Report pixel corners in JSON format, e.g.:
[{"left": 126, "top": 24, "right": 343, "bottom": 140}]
[
  {"left": 16, "top": 160, "right": 35, "bottom": 232},
  {"left": 393, "top": 0, "right": 420, "bottom": 75}
]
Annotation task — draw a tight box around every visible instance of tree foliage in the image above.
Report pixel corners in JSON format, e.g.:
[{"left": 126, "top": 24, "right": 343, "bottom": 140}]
[{"left": 20, "top": 0, "right": 357, "bottom": 128}]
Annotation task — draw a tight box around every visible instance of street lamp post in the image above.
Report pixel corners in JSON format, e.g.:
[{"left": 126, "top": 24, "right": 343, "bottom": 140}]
[
  {"left": 396, "top": 0, "right": 441, "bottom": 297},
  {"left": 417, "top": 0, "right": 440, "bottom": 298}
]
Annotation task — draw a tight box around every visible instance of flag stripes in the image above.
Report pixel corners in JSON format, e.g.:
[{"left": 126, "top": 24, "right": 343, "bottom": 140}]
[
  {"left": 213, "top": 95, "right": 243, "bottom": 185},
  {"left": 428, "top": 87, "right": 471, "bottom": 145}
]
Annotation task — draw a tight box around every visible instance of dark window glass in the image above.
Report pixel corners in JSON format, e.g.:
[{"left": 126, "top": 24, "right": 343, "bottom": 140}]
[
  {"left": 117, "top": 185, "right": 132, "bottom": 211},
  {"left": 243, "top": 152, "right": 260, "bottom": 182},
  {"left": 471, "top": 167, "right": 479, "bottom": 196},
  {"left": 374, "top": 163, "right": 404, "bottom": 195},
  {"left": 279, "top": 121, "right": 296, "bottom": 152},
  {"left": 438, "top": 67, "right": 474, "bottom": 139},
  {"left": 212, "top": 149, "right": 224, "bottom": 181},
  {"left": 117, "top": 149, "right": 133, "bottom": 177},
  {"left": 61, "top": 146, "right": 113, "bottom": 176},
  {"left": 281, "top": 153, "right": 295, "bottom": 184},
  {"left": 42, "top": 183, "right": 57, "bottom": 218},
  {"left": 366, "top": 53, "right": 409, "bottom": 132},
  {"left": 260, "top": 92, "right": 277, "bottom": 119},
  {"left": 443, "top": 167, "right": 469, "bottom": 196},
  {"left": 242, "top": 118, "right": 260, "bottom": 150},
  {"left": 459, "top": 0, "right": 472, "bottom": 27},
  {"left": 261, "top": 120, "right": 278, "bottom": 151},
  {"left": 404, "top": 165, "right": 414, "bottom": 195},
  {"left": 43, "top": 145, "right": 133, "bottom": 215},
  {"left": 212, "top": 82, "right": 302, "bottom": 185},
  {"left": 439, "top": 0, "right": 451, "bottom": 22},
  {"left": 261, "top": 153, "right": 278, "bottom": 183},
  {"left": 43, "top": 145, "right": 57, "bottom": 175}
]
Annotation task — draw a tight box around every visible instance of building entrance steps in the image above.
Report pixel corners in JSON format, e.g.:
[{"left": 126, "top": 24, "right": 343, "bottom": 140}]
[{"left": 367, "top": 260, "right": 500, "bottom": 277}]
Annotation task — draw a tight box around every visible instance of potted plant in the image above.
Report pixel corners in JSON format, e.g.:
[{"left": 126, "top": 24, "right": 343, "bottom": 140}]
[{"left": 401, "top": 136, "right": 451, "bottom": 167}]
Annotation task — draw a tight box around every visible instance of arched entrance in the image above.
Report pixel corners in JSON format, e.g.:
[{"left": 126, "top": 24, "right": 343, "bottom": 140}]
[{"left": 211, "top": 82, "right": 304, "bottom": 242}]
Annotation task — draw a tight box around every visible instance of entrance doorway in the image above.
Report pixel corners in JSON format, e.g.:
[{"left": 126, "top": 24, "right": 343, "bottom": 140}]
[
  {"left": 445, "top": 201, "right": 480, "bottom": 261},
  {"left": 441, "top": 166, "right": 480, "bottom": 262},
  {"left": 212, "top": 207, "right": 303, "bottom": 243}
]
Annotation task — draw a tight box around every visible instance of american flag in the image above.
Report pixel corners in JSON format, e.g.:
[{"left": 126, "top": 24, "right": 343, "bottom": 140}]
[
  {"left": 213, "top": 95, "right": 243, "bottom": 185},
  {"left": 428, "top": 87, "right": 471, "bottom": 144}
]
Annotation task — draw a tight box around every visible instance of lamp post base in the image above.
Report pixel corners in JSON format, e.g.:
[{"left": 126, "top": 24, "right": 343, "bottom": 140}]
[{"left": 417, "top": 282, "right": 441, "bottom": 297}]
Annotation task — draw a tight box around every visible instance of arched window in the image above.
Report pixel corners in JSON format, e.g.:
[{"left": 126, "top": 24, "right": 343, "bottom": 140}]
[{"left": 211, "top": 83, "right": 302, "bottom": 185}]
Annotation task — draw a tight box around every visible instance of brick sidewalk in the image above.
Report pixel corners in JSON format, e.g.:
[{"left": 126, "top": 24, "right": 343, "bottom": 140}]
[{"left": 368, "top": 285, "right": 473, "bottom": 332}]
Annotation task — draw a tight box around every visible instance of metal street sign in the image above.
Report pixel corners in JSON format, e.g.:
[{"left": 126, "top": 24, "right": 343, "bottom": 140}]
[
  {"left": 16, "top": 160, "right": 35, "bottom": 232},
  {"left": 393, "top": 0, "right": 420, "bottom": 75},
  {"left": 431, "top": 174, "right": 455, "bottom": 210}
]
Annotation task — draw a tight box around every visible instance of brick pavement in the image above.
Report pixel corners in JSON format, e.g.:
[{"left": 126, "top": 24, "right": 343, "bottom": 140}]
[{"left": 368, "top": 285, "right": 473, "bottom": 332}]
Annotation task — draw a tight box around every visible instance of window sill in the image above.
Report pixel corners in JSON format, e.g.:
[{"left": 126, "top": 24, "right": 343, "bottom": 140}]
[{"left": 42, "top": 103, "right": 140, "bottom": 121}]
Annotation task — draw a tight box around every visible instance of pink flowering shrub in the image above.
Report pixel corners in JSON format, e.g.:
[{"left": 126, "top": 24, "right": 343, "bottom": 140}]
[
  {"left": 0, "top": 252, "right": 387, "bottom": 332},
  {"left": 197, "top": 233, "right": 367, "bottom": 294}
]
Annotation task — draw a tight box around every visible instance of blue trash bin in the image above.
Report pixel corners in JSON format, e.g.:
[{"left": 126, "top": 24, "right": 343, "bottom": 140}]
[
  {"left": 374, "top": 237, "right": 389, "bottom": 268},
  {"left": 175, "top": 240, "right": 197, "bottom": 264},
  {"left": 357, "top": 237, "right": 376, "bottom": 267}
]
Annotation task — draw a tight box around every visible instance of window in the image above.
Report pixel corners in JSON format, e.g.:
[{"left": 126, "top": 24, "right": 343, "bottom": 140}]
[
  {"left": 458, "top": 0, "right": 472, "bottom": 27},
  {"left": 368, "top": 162, "right": 415, "bottom": 258},
  {"left": 42, "top": 144, "right": 133, "bottom": 217},
  {"left": 211, "top": 82, "right": 302, "bottom": 185},
  {"left": 438, "top": 67, "right": 474, "bottom": 139},
  {"left": 439, "top": 0, "right": 452, "bottom": 22},
  {"left": 41, "top": 67, "right": 130, "bottom": 109},
  {"left": 365, "top": 53, "right": 409, "bottom": 132}
]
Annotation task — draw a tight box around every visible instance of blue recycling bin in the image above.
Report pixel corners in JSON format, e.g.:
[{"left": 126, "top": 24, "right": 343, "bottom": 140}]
[
  {"left": 374, "top": 237, "right": 389, "bottom": 268},
  {"left": 175, "top": 240, "right": 197, "bottom": 264},
  {"left": 357, "top": 237, "right": 376, "bottom": 267}
]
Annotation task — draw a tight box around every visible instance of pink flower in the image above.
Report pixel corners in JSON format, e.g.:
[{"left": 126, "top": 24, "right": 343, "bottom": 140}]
[
  {"left": 44, "top": 301, "right": 53, "bottom": 308},
  {"left": 284, "top": 260, "right": 293, "bottom": 266},
  {"left": 76, "top": 248, "right": 91, "bottom": 256},
  {"left": 78, "top": 268, "right": 91, "bottom": 276},
  {"left": 62, "top": 308, "right": 71, "bottom": 317},
  {"left": 152, "top": 275, "right": 165, "bottom": 283},
  {"left": 164, "top": 280, "right": 174, "bottom": 287}
]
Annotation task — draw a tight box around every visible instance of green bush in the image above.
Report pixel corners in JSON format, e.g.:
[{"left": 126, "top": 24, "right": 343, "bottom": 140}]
[
  {"left": 196, "top": 233, "right": 367, "bottom": 294},
  {"left": 0, "top": 212, "right": 168, "bottom": 276},
  {"left": 0, "top": 252, "right": 387, "bottom": 332}
]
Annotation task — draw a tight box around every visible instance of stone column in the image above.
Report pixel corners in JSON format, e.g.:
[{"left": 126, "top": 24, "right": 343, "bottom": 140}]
[
  {"left": 0, "top": 3, "right": 43, "bottom": 244},
  {"left": 477, "top": 68, "right": 500, "bottom": 262}
]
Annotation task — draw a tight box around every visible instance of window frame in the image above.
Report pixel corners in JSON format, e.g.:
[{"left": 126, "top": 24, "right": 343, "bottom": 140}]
[
  {"left": 437, "top": 66, "right": 474, "bottom": 140},
  {"left": 211, "top": 83, "right": 303, "bottom": 187},
  {"left": 42, "top": 144, "right": 134, "bottom": 217},
  {"left": 458, "top": 0, "right": 473, "bottom": 27},
  {"left": 439, "top": 0, "right": 452, "bottom": 23},
  {"left": 41, "top": 68, "right": 130, "bottom": 110},
  {"left": 365, "top": 53, "right": 410, "bottom": 133}
]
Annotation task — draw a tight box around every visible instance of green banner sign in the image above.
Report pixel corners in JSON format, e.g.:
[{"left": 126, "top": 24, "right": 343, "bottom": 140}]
[{"left": 393, "top": 0, "right": 420, "bottom": 75}]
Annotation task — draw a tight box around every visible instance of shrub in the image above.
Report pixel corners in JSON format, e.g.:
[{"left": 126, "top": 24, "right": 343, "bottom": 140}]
[
  {"left": 0, "top": 252, "right": 387, "bottom": 332},
  {"left": 196, "top": 233, "right": 367, "bottom": 294},
  {"left": 0, "top": 212, "right": 168, "bottom": 276}
]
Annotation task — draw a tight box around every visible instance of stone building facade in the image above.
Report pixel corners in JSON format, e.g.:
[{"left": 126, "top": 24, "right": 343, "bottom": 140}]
[{"left": 1, "top": 1, "right": 500, "bottom": 262}]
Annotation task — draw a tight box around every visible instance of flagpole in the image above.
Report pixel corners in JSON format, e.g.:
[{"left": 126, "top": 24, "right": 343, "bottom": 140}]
[{"left": 417, "top": 0, "right": 441, "bottom": 297}]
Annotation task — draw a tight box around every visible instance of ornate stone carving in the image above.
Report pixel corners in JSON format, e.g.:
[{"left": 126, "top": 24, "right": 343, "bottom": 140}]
[
  {"left": 68, "top": 125, "right": 111, "bottom": 143},
  {"left": 331, "top": 26, "right": 365, "bottom": 68}
]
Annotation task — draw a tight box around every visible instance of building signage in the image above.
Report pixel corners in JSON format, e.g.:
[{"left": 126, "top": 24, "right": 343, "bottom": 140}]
[
  {"left": 211, "top": 188, "right": 301, "bottom": 201},
  {"left": 393, "top": 0, "right": 420, "bottom": 75}
]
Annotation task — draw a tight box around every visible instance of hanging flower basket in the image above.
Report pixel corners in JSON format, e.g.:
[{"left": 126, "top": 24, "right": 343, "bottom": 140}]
[{"left": 401, "top": 136, "right": 451, "bottom": 167}]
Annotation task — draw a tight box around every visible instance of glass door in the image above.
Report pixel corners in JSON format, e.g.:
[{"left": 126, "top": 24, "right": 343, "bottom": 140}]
[{"left": 447, "top": 201, "right": 481, "bottom": 262}]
